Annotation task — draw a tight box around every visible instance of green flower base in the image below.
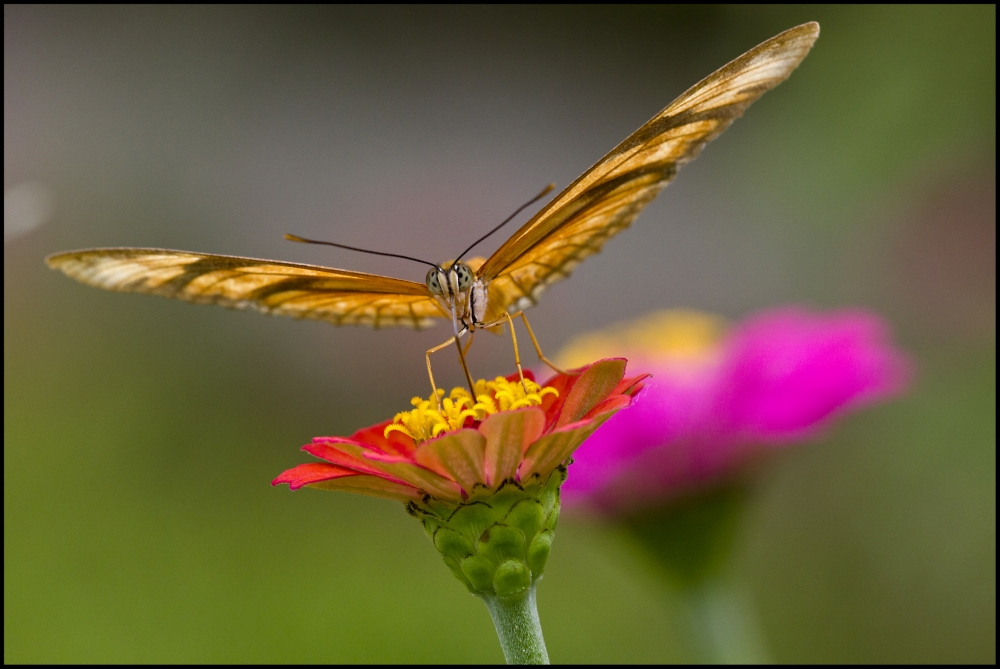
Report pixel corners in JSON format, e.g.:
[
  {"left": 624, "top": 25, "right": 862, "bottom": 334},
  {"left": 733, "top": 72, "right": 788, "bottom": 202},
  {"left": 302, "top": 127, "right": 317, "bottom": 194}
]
[{"left": 407, "top": 464, "right": 565, "bottom": 597}]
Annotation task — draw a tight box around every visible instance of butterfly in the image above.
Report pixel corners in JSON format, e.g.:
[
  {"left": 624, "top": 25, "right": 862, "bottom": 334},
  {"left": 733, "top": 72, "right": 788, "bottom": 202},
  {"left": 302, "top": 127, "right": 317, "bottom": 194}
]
[{"left": 47, "top": 23, "right": 819, "bottom": 395}]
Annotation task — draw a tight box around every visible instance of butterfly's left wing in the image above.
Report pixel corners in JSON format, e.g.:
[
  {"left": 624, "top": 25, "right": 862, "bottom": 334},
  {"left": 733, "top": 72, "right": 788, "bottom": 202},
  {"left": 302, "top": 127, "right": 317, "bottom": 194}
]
[
  {"left": 46, "top": 248, "right": 447, "bottom": 329},
  {"left": 478, "top": 23, "right": 819, "bottom": 312}
]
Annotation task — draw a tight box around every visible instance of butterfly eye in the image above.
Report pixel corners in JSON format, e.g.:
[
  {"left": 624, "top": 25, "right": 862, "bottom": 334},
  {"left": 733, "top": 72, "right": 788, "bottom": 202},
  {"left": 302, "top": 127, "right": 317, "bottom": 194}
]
[
  {"left": 453, "top": 262, "right": 474, "bottom": 291},
  {"left": 426, "top": 268, "right": 444, "bottom": 295}
]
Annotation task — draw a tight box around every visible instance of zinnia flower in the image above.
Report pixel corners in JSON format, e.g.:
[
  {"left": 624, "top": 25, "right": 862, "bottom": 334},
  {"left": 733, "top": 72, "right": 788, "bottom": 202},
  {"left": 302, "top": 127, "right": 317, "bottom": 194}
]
[
  {"left": 553, "top": 307, "right": 912, "bottom": 515},
  {"left": 274, "top": 359, "right": 646, "bottom": 596}
]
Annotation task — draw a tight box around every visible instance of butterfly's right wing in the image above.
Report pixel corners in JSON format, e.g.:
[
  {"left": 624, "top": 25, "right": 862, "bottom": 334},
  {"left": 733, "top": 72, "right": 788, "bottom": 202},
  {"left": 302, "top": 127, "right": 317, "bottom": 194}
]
[
  {"left": 478, "top": 23, "right": 820, "bottom": 312},
  {"left": 46, "top": 248, "right": 447, "bottom": 329}
]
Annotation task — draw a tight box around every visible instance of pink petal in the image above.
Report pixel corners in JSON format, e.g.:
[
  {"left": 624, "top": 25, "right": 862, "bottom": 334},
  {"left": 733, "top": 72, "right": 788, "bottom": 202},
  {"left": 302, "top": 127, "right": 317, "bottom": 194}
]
[
  {"left": 562, "top": 306, "right": 912, "bottom": 512},
  {"left": 716, "top": 307, "right": 912, "bottom": 439},
  {"left": 561, "top": 373, "right": 716, "bottom": 502}
]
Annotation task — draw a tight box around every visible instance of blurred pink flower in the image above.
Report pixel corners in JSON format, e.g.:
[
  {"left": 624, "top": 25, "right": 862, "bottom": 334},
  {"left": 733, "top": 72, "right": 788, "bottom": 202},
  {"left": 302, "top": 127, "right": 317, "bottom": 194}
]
[{"left": 553, "top": 308, "right": 912, "bottom": 514}]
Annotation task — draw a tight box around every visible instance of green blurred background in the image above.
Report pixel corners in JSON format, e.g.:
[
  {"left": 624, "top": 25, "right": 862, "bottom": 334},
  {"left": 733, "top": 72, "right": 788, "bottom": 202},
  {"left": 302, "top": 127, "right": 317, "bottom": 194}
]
[{"left": 5, "top": 5, "right": 994, "bottom": 663}]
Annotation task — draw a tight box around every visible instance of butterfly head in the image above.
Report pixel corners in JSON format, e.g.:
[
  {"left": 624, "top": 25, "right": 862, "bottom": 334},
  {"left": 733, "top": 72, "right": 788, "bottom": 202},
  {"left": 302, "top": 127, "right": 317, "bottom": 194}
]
[
  {"left": 426, "top": 261, "right": 488, "bottom": 331},
  {"left": 425, "top": 261, "right": 474, "bottom": 297}
]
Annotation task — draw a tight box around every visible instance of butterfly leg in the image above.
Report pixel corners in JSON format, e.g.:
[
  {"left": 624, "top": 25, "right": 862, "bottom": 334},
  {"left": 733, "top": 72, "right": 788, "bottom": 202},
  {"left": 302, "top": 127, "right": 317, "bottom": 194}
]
[
  {"left": 462, "top": 331, "right": 476, "bottom": 357},
  {"left": 501, "top": 311, "right": 528, "bottom": 391},
  {"left": 518, "top": 312, "right": 572, "bottom": 376},
  {"left": 452, "top": 333, "right": 476, "bottom": 397},
  {"left": 474, "top": 312, "right": 529, "bottom": 391},
  {"left": 426, "top": 336, "right": 457, "bottom": 411}
]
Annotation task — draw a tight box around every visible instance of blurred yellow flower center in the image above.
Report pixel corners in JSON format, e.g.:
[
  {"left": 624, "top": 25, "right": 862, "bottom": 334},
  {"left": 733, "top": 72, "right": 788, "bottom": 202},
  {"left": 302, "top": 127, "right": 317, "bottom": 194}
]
[
  {"left": 385, "top": 377, "right": 558, "bottom": 444},
  {"left": 555, "top": 309, "right": 726, "bottom": 369}
]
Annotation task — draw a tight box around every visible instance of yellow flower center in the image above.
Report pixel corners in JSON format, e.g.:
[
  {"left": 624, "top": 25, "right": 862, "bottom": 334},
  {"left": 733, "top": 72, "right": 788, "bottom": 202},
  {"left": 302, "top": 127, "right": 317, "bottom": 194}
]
[{"left": 384, "top": 376, "right": 559, "bottom": 444}]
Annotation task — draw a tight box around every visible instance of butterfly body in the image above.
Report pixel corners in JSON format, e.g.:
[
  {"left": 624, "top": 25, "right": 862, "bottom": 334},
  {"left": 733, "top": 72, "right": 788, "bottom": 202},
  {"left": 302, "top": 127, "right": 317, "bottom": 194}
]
[
  {"left": 426, "top": 258, "right": 524, "bottom": 339},
  {"left": 47, "top": 23, "right": 820, "bottom": 347}
]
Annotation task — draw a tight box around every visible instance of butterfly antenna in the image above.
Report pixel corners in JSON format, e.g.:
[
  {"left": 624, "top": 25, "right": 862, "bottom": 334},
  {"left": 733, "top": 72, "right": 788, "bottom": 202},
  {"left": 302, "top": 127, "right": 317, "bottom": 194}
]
[
  {"left": 455, "top": 183, "right": 555, "bottom": 262},
  {"left": 284, "top": 234, "right": 442, "bottom": 270}
]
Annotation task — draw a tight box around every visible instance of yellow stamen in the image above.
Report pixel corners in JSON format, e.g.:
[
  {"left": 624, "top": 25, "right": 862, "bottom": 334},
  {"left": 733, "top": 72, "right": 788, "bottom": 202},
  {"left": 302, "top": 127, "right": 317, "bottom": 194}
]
[{"left": 384, "top": 376, "right": 558, "bottom": 444}]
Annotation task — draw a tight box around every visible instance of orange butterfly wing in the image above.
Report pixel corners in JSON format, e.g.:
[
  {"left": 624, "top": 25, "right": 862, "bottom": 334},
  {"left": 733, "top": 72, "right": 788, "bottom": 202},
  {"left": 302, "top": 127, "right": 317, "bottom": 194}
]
[
  {"left": 479, "top": 22, "right": 820, "bottom": 313},
  {"left": 46, "top": 25, "right": 819, "bottom": 333},
  {"left": 46, "top": 248, "right": 446, "bottom": 329}
]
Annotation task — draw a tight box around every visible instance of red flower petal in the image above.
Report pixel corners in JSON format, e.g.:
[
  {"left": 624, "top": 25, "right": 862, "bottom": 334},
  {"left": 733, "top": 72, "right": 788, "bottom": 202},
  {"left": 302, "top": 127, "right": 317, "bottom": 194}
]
[
  {"left": 583, "top": 393, "right": 634, "bottom": 421},
  {"left": 539, "top": 369, "right": 577, "bottom": 419},
  {"left": 304, "top": 439, "right": 409, "bottom": 483},
  {"left": 307, "top": 439, "right": 460, "bottom": 499},
  {"left": 554, "top": 358, "right": 627, "bottom": 428},
  {"left": 611, "top": 373, "right": 651, "bottom": 399},
  {"left": 414, "top": 429, "right": 488, "bottom": 494},
  {"left": 275, "top": 359, "right": 647, "bottom": 503},
  {"left": 520, "top": 412, "right": 615, "bottom": 479},
  {"left": 333, "top": 441, "right": 462, "bottom": 501},
  {"left": 503, "top": 369, "right": 537, "bottom": 384},
  {"left": 480, "top": 408, "right": 546, "bottom": 485},
  {"left": 271, "top": 462, "right": 356, "bottom": 490},
  {"left": 344, "top": 419, "right": 417, "bottom": 458},
  {"left": 309, "top": 474, "right": 421, "bottom": 501}
]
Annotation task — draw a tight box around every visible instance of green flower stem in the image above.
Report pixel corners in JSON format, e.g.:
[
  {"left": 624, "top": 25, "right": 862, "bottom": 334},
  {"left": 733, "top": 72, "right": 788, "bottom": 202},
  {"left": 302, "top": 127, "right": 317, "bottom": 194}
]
[
  {"left": 678, "top": 580, "right": 769, "bottom": 664},
  {"left": 480, "top": 585, "right": 550, "bottom": 664},
  {"left": 621, "top": 483, "right": 770, "bottom": 663}
]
